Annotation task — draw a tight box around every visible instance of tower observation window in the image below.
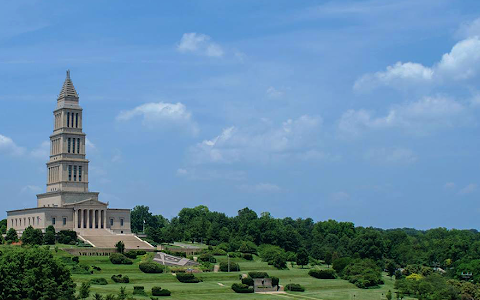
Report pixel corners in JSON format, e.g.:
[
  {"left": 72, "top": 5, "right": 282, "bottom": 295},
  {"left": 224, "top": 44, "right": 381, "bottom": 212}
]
[
  {"left": 68, "top": 138, "right": 71, "bottom": 153},
  {"left": 68, "top": 165, "right": 72, "bottom": 181},
  {"left": 67, "top": 112, "right": 70, "bottom": 128}
]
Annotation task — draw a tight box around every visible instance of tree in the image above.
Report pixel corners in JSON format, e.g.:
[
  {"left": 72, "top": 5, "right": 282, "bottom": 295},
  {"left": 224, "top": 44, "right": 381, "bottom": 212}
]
[
  {"left": 21, "top": 226, "right": 43, "bottom": 245},
  {"left": 93, "top": 293, "right": 104, "bottom": 300},
  {"left": 386, "top": 260, "right": 397, "bottom": 278},
  {"left": 118, "top": 286, "right": 127, "bottom": 300},
  {"left": 386, "top": 290, "right": 392, "bottom": 300},
  {"left": 0, "top": 246, "right": 76, "bottom": 299},
  {"left": 44, "top": 225, "right": 56, "bottom": 245},
  {"left": 78, "top": 282, "right": 90, "bottom": 299},
  {"left": 325, "top": 251, "right": 333, "bottom": 268},
  {"left": 131, "top": 205, "right": 156, "bottom": 233},
  {"left": 5, "top": 227, "right": 18, "bottom": 244},
  {"left": 296, "top": 248, "right": 309, "bottom": 268},
  {"left": 115, "top": 241, "right": 125, "bottom": 254}
]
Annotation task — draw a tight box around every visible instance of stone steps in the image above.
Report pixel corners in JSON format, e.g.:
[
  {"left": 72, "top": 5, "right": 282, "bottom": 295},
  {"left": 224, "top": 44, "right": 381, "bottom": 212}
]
[{"left": 79, "top": 230, "right": 154, "bottom": 250}]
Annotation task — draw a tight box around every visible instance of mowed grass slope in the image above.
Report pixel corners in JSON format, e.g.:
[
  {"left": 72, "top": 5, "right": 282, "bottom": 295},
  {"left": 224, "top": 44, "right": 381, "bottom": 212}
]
[{"left": 65, "top": 250, "right": 414, "bottom": 300}]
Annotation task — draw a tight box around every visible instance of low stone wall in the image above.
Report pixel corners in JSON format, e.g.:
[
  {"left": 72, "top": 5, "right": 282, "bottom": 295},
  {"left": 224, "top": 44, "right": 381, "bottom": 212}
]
[{"left": 64, "top": 247, "right": 117, "bottom": 256}]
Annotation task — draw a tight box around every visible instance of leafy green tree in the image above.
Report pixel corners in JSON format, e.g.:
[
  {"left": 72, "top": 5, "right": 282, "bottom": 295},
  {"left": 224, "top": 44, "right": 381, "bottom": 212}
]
[
  {"left": 21, "top": 226, "right": 43, "bottom": 245},
  {"left": 296, "top": 248, "right": 309, "bottom": 268},
  {"left": 131, "top": 205, "right": 156, "bottom": 233},
  {"left": 386, "top": 260, "right": 397, "bottom": 278},
  {"left": 386, "top": 290, "right": 392, "bottom": 300},
  {"left": 44, "top": 225, "right": 56, "bottom": 245},
  {"left": 118, "top": 286, "right": 127, "bottom": 300},
  {"left": 325, "top": 251, "right": 333, "bottom": 268},
  {"left": 115, "top": 241, "right": 125, "bottom": 254},
  {"left": 0, "top": 246, "right": 76, "bottom": 299},
  {"left": 5, "top": 227, "right": 18, "bottom": 244},
  {"left": 0, "top": 225, "right": 6, "bottom": 235},
  {"left": 78, "top": 282, "right": 90, "bottom": 299}
]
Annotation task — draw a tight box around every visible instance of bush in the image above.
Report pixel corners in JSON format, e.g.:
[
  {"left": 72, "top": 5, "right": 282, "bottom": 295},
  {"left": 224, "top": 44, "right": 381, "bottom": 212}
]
[
  {"left": 125, "top": 250, "right": 138, "bottom": 259},
  {"left": 285, "top": 284, "right": 305, "bottom": 292},
  {"left": 71, "top": 264, "right": 91, "bottom": 274},
  {"left": 242, "top": 253, "right": 253, "bottom": 261},
  {"left": 176, "top": 273, "right": 202, "bottom": 283},
  {"left": 220, "top": 262, "right": 240, "bottom": 272},
  {"left": 271, "top": 276, "right": 279, "bottom": 286},
  {"left": 212, "top": 248, "right": 227, "bottom": 256},
  {"left": 152, "top": 286, "right": 172, "bottom": 296},
  {"left": 90, "top": 278, "right": 108, "bottom": 285},
  {"left": 242, "top": 277, "right": 254, "bottom": 286},
  {"left": 333, "top": 257, "right": 352, "bottom": 275},
  {"left": 136, "top": 250, "right": 147, "bottom": 255},
  {"left": 342, "top": 259, "right": 384, "bottom": 288},
  {"left": 109, "top": 253, "right": 133, "bottom": 265},
  {"left": 139, "top": 262, "right": 164, "bottom": 273},
  {"left": 199, "top": 252, "right": 216, "bottom": 263},
  {"left": 92, "top": 265, "right": 102, "bottom": 271},
  {"left": 72, "top": 256, "right": 80, "bottom": 264},
  {"left": 57, "top": 230, "right": 77, "bottom": 244},
  {"left": 248, "top": 272, "right": 269, "bottom": 278},
  {"left": 231, "top": 283, "right": 254, "bottom": 293},
  {"left": 309, "top": 269, "right": 337, "bottom": 279},
  {"left": 133, "top": 286, "right": 146, "bottom": 295},
  {"left": 111, "top": 274, "right": 130, "bottom": 283}
]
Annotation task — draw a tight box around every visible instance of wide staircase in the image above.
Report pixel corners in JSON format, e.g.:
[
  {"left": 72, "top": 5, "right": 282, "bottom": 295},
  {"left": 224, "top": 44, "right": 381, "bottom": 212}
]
[{"left": 78, "top": 229, "right": 154, "bottom": 250}]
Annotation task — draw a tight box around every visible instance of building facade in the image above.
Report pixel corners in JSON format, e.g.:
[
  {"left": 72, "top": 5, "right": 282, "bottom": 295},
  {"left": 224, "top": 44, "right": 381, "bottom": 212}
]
[{"left": 6, "top": 71, "right": 131, "bottom": 235}]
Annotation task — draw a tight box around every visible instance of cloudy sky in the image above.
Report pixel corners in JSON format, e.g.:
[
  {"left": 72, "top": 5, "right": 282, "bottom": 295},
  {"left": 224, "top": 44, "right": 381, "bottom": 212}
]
[{"left": 1, "top": 0, "right": 480, "bottom": 229}]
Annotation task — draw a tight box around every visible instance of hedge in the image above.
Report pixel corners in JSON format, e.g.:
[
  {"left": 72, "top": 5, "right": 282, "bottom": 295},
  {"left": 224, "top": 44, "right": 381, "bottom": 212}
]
[
  {"left": 133, "top": 286, "right": 146, "bottom": 295},
  {"left": 271, "top": 276, "right": 279, "bottom": 286},
  {"left": 248, "top": 272, "right": 269, "bottom": 278},
  {"left": 308, "top": 269, "right": 336, "bottom": 279},
  {"left": 242, "top": 253, "right": 253, "bottom": 261},
  {"left": 219, "top": 261, "right": 240, "bottom": 272},
  {"left": 89, "top": 278, "right": 108, "bottom": 285},
  {"left": 285, "top": 284, "right": 305, "bottom": 292},
  {"left": 124, "top": 250, "right": 138, "bottom": 259},
  {"left": 231, "top": 283, "right": 254, "bottom": 293},
  {"left": 241, "top": 277, "right": 254, "bottom": 286},
  {"left": 152, "top": 286, "right": 171, "bottom": 296},
  {"left": 109, "top": 253, "right": 133, "bottom": 265},
  {"left": 176, "top": 273, "right": 202, "bottom": 283},
  {"left": 111, "top": 274, "right": 129, "bottom": 283},
  {"left": 139, "top": 262, "right": 164, "bottom": 273}
]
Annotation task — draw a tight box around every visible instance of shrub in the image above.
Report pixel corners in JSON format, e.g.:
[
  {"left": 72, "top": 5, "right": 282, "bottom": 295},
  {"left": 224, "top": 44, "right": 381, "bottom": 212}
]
[
  {"left": 136, "top": 250, "right": 147, "bottom": 255},
  {"left": 333, "top": 257, "right": 352, "bottom": 275},
  {"left": 242, "top": 253, "right": 253, "bottom": 261},
  {"left": 92, "top": 265, "right": 102, "bottom": 271},
  {"left": 212, "top": 248, "right": 227, "bottom": 256},
  {"left": 176, "top": 273, "right": 202, "bottom": 283},
  {"left": 228, "top": 252, "right": 240, "bottom": 258},
  {"left": 111, "top": 274, "right": 130, "bottom": 283},
  {"left": 71, "top": 264, "right": 92, "bottom": 275},
  {"left": 309, "top": 269, "right": 337, "bottom": 279},
  {"left": 57, "top": 230, "right": 77, "bottom": 244},
  {"left": 271, "top": 276, "right": 279, "bottom": 286},
  {"left": 231, "top": 283, "right": 254, "bottom": 293},
  {"left": 242, "top": 277, "right": 254, "bottom": 286},
  {"left": 152, "top": 287, "right": 171, "bottom": 296},
  {"left": 72, "top": 256, "right": 80, "bottom": 264},
  {"left": 199, "top": 253, "right": 216, "bottom": 263},
  {"left": 139, "top": 262, "right": 164, "bottom": 273},
  {"left": 124, "top": 250, "right": 138, "bottom": 259},
  {"left": 248, "top": 272, "right": 269, "bottom": 278},
  {"left": 109, "top": 253, "right": 133, "bottom": 265},
  {"left": 342, "top": 259, "right": 384, "bottom": 288},
  {"left": 220, "top": 261, "right": 240, "bottom": 272},
  {"left": 90, "top": 278, "right": 108, "bottom": 285},
  {"left": 133, "top": 286, "right": 146, "bottom": 295},
  {"left": 285, "top": 284, "right": 305, "bottom": 292}
]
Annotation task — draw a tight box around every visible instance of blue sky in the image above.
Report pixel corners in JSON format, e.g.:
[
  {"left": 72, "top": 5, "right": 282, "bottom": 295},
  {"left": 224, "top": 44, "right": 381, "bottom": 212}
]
[{"left": 1, "top": 0, "right": 480, "bottom": 229}]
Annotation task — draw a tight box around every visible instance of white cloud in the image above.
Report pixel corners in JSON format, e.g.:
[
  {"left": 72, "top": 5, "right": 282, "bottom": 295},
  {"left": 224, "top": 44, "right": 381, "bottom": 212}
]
[
  {"left": 459, "top": 183, "right": 477, "bottom": 195},
  {"left": 364, "top": 147, "right": 417, "bottom": 164},
  {"left": 0, "top": 134, "right": 25, "bottom": 156},
  {"left": 188, "top": 115, "right": 324, "bottom": 164},
  {"left": 354, "top": 36, "right": 480, "bottom": 90},
  {"left": 30, "top": 140, "right": 49, "bottom": 159},
  {"left": 238, "top": 183, "right": 282, "bottom": 193},
  {"left": 338, "top": 96, "right": 467, "bottom": 137},
  {"left": 444, "top": 182, "right": 456, "bottom": 189},
  {"left": 177, "top": 33, "right": 224, "bottom": 57},
  {"left": 86, "top": 138, "right": 96, "bottom": 152},
  {"left": 455, "top": 18, "right": 480, "bottom": 39},
  {"left": 117, "top": 102, "right": 198, "bottom": 135},
  {"left": 266, "top": 87, "right": 285, "bottom": 99}
]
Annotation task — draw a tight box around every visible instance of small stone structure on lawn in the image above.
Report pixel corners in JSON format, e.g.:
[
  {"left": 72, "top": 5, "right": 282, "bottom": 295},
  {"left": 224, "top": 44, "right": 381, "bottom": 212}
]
[{"left": 254, "top": 278, "right": 278, "bottom": 293}]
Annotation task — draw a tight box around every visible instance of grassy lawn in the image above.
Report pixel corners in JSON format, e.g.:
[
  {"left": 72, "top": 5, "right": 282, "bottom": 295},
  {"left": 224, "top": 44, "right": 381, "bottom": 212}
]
[{"left": 57, "top": 249, "right": 415, "bottom": 300}]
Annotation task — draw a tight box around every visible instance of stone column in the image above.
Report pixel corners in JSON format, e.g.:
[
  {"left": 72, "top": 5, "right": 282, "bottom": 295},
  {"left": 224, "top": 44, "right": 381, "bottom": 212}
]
[
  {"left": 86, "top": 209, "right": 90, "bottom": 229},
  {"left": 95, "top": 210, "right": 98, "bottom": 229},
  {"left": 73, "top": 208, "right": 77, "bottom": 229},
  {"left": 104, "top": 209, "right": 107, "bottom": 229}
]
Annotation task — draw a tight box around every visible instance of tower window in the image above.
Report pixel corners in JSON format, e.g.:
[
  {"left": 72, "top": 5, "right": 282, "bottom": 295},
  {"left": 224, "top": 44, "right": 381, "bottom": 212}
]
[
  {"left": 52, "top": 217, "right": 56, "bottom": 225},
  {"left": 76, "top": 113, "right": 79, "bottom": 128},
  {"left": 79, "top": 166, "right": 82, "bottom": 182},
  {"left": 77, "top": 138, "right": 80, "bottom": 154},
  {"left": 110, "top": 218, "right": 114, "bottom": 226},
  {"left": 63, "top": 217, "right": 67, "bottom": 226},
  {"left": 67, "top": 112, "right": 70, "bottom": 128},
  {"left": 68, "top": 138, "right": 71, "bottom": 153},
  {"left": 68, "top": 165, "right": 72, "bottom": 181},
  {"left": 72, "top": 138, "right": 75, "bottom": 154},
  {"left": 73, "top": 166, "right": 77, "bottom": 181}
]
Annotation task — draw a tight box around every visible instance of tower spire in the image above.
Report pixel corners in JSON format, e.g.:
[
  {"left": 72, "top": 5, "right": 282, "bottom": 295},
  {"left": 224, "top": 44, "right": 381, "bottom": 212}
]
[{"left": 58, "top": 69, "right": 78, "bottom": 100}]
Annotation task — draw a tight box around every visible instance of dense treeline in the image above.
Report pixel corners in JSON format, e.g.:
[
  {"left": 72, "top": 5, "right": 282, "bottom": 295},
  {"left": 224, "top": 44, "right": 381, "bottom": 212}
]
[{"left": 134, "top": 205, "right": 480, "bottom": 278}]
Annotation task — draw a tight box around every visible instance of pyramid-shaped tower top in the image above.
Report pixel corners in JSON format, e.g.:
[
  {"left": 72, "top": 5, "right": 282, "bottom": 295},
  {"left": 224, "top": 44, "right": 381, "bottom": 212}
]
[{"left": 58, "top": 70, "right": 79, "bottom": 100}]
